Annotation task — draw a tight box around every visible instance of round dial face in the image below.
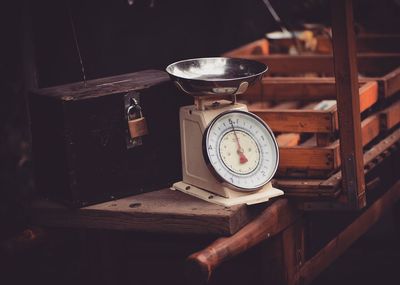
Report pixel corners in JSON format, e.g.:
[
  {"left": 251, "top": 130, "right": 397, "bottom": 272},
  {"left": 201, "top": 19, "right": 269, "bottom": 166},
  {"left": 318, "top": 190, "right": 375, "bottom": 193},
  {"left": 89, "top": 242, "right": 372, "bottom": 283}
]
[{"left": 204, "top": 110, "right": 279, "bottom": 191}]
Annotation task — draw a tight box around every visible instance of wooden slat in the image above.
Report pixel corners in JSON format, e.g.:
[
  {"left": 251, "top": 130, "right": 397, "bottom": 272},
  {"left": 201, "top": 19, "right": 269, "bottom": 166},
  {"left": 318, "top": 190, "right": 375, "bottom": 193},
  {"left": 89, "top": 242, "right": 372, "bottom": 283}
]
[
  {"left": 274, "top": 103, "right": 316, "bottom": 150},
  {"left": 30, "top": 189, "right": 253, "bottom": 235},
  {"left": 279, "top": 141, "right": 339, "bottom": 170},
  {"left": 222, "top": 38, "right": 269, "bottom": 57},
  {"left": 246, "top": 71, "right": 396, "bottom": 101},
  {"left": 242, "top": 54, "right": 333, "bottom": 74},
  {"left": 246, "top": 77, "right": 337, "bottom": 101},
  {"left": 295, "top": 180, "right": 400, "bottom": 284},
  {"left": 246, "top": 77, "right": 370, "bottom": 101},
  {"left": 382, "top": 67, "right": 400, "bottom": 98},
  {"left": 241, "top": 53, "right": 400, "bottom": 75},
  {"left": 380, "top": 100, "right": 400, "bottom": 130},
  {"left": 249, "top": 81, "right": 377, "bottom": 134}
]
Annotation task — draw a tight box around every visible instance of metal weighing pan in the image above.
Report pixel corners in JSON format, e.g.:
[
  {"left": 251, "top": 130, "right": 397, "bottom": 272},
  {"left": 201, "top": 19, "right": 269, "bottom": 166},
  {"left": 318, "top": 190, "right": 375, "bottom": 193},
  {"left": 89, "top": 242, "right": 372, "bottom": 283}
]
[{"left": 166, "top": 57, "right": 268, "bottom": 96}]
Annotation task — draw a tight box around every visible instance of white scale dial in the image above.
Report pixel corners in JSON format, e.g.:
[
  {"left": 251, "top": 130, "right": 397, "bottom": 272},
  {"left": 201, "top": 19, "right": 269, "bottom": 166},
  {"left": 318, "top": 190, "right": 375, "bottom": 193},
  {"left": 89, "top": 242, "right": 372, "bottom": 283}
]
[{"left": 204, "top": 110, "right": 279, "bottom": 191}]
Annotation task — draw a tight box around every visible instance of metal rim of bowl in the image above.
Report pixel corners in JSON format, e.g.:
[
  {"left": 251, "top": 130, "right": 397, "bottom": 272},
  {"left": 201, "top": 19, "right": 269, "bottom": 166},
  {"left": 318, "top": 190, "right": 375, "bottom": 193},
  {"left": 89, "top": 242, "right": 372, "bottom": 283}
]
[{"left": 165, "top": 57, "right": 268, "bottom": 82}]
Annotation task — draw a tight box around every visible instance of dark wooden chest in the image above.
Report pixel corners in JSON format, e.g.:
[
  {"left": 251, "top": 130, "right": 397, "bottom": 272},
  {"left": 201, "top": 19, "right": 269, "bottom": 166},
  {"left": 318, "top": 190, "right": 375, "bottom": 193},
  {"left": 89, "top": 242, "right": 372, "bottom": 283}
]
[{"left": 29, "top": 70, "right": 191, "bottom": 207}]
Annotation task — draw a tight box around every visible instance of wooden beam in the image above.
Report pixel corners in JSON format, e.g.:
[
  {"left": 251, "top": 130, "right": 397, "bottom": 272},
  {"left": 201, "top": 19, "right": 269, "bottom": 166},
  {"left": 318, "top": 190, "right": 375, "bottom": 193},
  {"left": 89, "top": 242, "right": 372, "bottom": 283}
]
[
  {"left": 185, "top": 199, "right": 299, "bottom": 284},
  {"left": 295, "top": 180, "right": 400, "bottom": 284},
  {"left": 330, "top": 0, "right": 366, "bottom": 209}
]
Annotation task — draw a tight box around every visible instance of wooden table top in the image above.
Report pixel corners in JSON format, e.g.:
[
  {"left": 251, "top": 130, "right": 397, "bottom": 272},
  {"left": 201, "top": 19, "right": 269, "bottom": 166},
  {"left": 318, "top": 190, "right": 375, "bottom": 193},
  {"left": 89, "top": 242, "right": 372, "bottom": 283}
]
[{"left": 30, "top": 188, "right": 268, "bottom": 236}]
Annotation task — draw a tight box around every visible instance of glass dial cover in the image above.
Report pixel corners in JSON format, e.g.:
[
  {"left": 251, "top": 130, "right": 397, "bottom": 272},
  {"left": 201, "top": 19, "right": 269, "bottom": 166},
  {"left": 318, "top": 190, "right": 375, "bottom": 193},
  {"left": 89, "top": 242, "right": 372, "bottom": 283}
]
[{"left": 203, "top": 110, "right": 279, "bottom": 191}]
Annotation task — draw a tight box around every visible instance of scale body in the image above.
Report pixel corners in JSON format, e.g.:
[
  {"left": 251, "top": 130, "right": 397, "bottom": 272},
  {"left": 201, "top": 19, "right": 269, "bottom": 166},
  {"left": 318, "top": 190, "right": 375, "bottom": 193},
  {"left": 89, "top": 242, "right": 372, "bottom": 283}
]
[{"left": 167, "top": 57, "right": 284, "bottom": 206}]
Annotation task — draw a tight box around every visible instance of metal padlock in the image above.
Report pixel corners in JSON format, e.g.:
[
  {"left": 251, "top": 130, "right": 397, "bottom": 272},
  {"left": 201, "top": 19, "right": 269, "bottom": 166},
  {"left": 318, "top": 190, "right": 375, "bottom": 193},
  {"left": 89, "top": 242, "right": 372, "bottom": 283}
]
[{"left": 127, "top": 99, "right": 149, "bottom": 139}]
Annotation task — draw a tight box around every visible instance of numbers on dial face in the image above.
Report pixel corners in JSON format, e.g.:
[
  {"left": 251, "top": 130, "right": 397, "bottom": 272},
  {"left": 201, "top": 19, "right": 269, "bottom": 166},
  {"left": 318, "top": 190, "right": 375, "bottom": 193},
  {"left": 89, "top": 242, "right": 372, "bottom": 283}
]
[
  {"left": 205, "top": 110, "right": 278, "bottom": 191},
  {"left": 220, "top": 131, "right": 260, "bottom": 175}
]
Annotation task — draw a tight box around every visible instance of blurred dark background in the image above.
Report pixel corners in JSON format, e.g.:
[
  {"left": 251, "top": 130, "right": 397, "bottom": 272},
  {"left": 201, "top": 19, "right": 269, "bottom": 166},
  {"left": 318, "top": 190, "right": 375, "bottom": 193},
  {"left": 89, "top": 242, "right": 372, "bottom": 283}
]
[{"left": 0, "top": 0, "right": 399, "bottom": 284}]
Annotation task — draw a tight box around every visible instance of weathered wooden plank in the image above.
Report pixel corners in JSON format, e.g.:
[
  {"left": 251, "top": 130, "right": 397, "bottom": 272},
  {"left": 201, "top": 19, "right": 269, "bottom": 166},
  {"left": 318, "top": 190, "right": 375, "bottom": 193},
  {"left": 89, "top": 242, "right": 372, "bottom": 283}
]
[
  {"left": 383, "top": 67, "right": 400, "bottom": 98},
  {"left": 274, "top": 104, "right": 312, "bottom": 151},
  {"left": 35, "top": 70, "right": 170, "bottom": 99},
  {"left": 246, "top": 77, "right": 337, "bottom": 101},
  {"left": 380, "top": 100, "right": 400, "bottom": 130},
  {"left": 185, "top": 199, "right": 299, "bottom": 284},
  {"left": 331, "top": 0, "right": 366, "bottom": 209},
  {"left": 30, "top": 189, "right": 253, "bottom": 236},
  {"left": 295, "top": 180, "right": 400, "bottom": 284},
  {"left": 251, "top": 109, "right": 336, "bottom": 133},
  {"left": 223, "top": 38, "right": 269, "bottom": 57}
]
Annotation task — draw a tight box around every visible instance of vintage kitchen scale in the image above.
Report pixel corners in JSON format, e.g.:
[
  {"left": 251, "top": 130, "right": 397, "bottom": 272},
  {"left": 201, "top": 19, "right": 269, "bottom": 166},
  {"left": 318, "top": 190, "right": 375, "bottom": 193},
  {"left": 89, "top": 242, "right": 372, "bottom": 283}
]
[{"left": 166, "top": 57, "right": 284, "bottom": 206}]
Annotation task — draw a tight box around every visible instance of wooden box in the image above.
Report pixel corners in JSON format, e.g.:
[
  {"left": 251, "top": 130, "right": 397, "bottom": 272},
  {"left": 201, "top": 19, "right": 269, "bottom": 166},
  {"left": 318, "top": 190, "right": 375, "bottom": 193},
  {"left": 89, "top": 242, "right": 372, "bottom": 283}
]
[
  {"left": 29, "top": 70, "right": 190, "bottom": 207},
  {"left": 224, "top": 40, "right": 400, "bottom": 202}
]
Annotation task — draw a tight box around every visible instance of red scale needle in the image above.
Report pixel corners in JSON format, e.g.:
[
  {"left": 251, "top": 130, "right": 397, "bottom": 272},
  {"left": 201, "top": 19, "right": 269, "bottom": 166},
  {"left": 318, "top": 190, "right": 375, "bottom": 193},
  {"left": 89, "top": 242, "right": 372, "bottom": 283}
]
[{"left": 230, "top": 121, "right": 248, "bottom": 164}]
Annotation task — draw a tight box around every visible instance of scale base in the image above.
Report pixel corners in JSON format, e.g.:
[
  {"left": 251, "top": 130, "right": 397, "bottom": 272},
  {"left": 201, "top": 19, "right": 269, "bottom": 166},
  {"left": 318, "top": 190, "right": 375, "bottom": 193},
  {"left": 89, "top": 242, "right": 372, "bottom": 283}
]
[{"left": 171, "top": 181, "right": 284, "bottom": 207}]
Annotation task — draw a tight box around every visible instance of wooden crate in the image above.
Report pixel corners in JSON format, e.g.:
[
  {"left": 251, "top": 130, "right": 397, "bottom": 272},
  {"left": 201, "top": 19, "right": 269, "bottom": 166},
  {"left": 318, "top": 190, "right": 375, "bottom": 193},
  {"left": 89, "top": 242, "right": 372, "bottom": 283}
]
[
  {"left": 223, "top": 41, "right": 400, "bottom": 201},
  {"left": 225, "top": 38, "right": 400, "bottom": 100},
  {"left": 243, "top": 80, "right": 381, "bottom": 178}
]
